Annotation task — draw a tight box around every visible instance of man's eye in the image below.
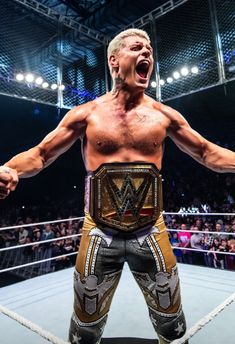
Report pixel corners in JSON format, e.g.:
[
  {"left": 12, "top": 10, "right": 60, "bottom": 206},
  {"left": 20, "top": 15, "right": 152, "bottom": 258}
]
[{"left": 131, "top": 46, "right": 141, "bottom": 51}]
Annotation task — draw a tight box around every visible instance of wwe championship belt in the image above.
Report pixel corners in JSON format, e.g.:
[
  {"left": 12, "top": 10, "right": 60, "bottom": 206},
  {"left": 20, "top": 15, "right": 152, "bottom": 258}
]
[{"left": 89, "top": 163, "right": 162, "bottom": 233}]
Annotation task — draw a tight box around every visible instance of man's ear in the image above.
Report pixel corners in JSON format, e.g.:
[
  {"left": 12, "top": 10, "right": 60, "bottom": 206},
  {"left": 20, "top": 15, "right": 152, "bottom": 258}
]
[{"left": 109, "top": 54, "right": 119, "bottom": 71}]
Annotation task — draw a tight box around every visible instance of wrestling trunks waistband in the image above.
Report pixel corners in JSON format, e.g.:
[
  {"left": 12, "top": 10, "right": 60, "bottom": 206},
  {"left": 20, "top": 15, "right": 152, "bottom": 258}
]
[{"left": 85, "top": 162, "right": 163, "bottom": 233}]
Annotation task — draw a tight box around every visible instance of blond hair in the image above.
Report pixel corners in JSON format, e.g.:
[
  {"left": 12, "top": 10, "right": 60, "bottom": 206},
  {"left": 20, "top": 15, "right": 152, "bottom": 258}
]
[{"left": 107, "top": 28, "right": 151, "bottom": 74}]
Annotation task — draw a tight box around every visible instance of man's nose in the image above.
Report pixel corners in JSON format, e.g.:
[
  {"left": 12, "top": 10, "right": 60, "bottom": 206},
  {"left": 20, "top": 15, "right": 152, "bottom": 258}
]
[{"left": 142, "top": 48, "right": 151, "bottom": 58}]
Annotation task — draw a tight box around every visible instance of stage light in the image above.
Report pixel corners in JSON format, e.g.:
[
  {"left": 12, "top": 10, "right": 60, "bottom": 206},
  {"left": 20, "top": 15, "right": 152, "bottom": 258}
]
[
  {"left": 58, "top": 84, "right": 65, "bottom": 91},
  {"left": 228, "top": 65, "right": 235, "bottom": 72},
  {"left": 167, "top": 77, "right": 173, "bottom": 83},
  {"left": 42, "top": 82, "right": 49, "bottom": 88},
  {"left": 35, "top": 76, "right": 43, "bottom": 85},
  {"left": 191, "top": 66, "right": 199, "bottom": 74},
  {"left": 25, "top": 73, "right": 35, "bottom": 83},
  {"left": 181, "top": 67, "right": 189, "bottom": 76},
  {"left": 173, "top": 71, "right": 180, "bottom": 79},
  {"left": 16, "top": 73, "right": 24, "bottom": 81},
  {"left": 51, "top": 83, "right": 58, "bottom": 90},
  {"left": 151, "top": 81, "right": 157, "bottom": 88},
  {"left": 160, "top": 79, "right": 165, "bottom": 86}
]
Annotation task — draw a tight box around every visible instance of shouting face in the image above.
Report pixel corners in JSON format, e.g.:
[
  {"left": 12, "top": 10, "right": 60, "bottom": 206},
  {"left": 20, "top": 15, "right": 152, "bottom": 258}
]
[{"left": 110, "top": 35, "right": 154, "bottom": 90}]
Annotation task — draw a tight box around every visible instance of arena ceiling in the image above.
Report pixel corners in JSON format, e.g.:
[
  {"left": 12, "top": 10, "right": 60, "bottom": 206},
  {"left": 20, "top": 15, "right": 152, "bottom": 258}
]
[
  {"left": 0, "top": 0, "right": 234, "bottom": 108},
  {"left": 37, "top": 0, "right": 168, "bottom": 31}
]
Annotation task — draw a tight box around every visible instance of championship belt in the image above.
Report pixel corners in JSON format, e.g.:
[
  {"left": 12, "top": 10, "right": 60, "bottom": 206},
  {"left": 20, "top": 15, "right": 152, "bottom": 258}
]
[{"left": 89, "top": 163, "right": 162, "bottom": 233}]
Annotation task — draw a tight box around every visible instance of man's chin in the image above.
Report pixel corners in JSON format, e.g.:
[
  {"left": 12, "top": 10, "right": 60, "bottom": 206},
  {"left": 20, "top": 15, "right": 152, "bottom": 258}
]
[
  {"left": 125, "top": 78, "right": 149, "bottom": 92},
  {"left": 135, "top": 79, "right": 149, "bottom": 89}
]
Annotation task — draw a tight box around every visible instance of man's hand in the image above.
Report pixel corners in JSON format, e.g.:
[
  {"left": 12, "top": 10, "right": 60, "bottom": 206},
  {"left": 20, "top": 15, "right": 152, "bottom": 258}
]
[{"left": 0, "top": 166, "right": 19, "bottom": 199}]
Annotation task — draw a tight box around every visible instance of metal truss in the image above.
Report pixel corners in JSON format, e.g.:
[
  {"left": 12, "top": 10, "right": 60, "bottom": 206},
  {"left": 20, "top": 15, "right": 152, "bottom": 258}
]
[
  {"left": 124, "top": 0, "right": 190, "bottom": 30},
  {"left": 13, "top": 0, "right": 110, "bottom": 44}
]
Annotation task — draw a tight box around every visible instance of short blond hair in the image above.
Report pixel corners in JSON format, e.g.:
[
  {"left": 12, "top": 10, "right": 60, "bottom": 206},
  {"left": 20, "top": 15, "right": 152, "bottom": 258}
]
[{"left": 107, "top": 28, "right": 151, "bottom": 74}]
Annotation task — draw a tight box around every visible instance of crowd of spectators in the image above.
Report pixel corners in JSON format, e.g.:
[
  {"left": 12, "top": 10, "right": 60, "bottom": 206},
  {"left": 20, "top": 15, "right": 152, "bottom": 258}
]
[
  {"left": 168, "top": 216, "right": 235, "bottom": 270},
  {"left": 0, "top": 204, "right": 83, "bottom": 271}
]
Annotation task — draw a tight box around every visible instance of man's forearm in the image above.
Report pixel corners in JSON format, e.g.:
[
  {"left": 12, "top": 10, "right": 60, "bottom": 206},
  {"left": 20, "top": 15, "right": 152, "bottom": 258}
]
[
  {"left": 4, "top": 146, "right": 45, "bottom": 178},
  {"left": 203, "top": 143, "right": 235, "bottom": 173}
]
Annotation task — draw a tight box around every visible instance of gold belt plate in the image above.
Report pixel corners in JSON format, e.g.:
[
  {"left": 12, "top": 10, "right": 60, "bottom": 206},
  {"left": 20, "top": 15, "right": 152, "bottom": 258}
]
[{"left": 90, "top": 163, "right": 162, "bottom": 232}]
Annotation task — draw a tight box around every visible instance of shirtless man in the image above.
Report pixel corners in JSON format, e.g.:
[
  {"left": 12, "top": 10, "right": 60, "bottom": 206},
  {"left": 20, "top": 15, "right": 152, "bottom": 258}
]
[{"left": 0, "top": 29, "right": 234, "bottom": 344}]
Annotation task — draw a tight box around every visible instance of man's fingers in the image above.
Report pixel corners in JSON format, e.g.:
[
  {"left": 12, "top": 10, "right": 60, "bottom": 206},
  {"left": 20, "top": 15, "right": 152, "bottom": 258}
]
[
  {"left": 0, "top": 173, "right": 11, "bottom": 184},
  {"left": 0, "top": 186, "right": 10, "bottom": 198},
  {"left": 0, "top": 181, "right": 8, "bottom": 189},
  {"left": 9, "top": 171, "right": 19, "bottom": 191},
  {"left": 0, "top": 167, "right": 19, "bottom": 193}
]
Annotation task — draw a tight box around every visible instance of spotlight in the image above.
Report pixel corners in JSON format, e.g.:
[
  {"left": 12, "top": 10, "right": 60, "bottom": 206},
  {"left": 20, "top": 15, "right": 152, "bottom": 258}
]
[
  {"left": 173, "top": 71, "right": 180, "bottom": 79},
  {"left": 25, "top": 73, "right": 35, "bottom": 83},
  {"left": 167, "top": 77, "right": 173, "bottom": 84},
  {"left": 16, "top": 73, "right": 24, "bottom": 81},
  {"left": 42, "top": 82, "right": 49, "bottom": 88},
  {"left": 35, "top": 76, "right": 43, "bottom": 85},
  {"left": 58, "top": 84, "right": 65, "bottom": 91},
  {"left": 181, "top": 67, "right": 189, "bottom": 76},
  {"left": 191, "top": 66, "right": 199, "bottom": 74},
  {"left": 51, "top": 83, "right": 58, "bottom": 90},
  {"left": 151, "top": 81, "right": 157, "bottom": 88},
  {"left": 160, "top": 79, "right": 165, "bottom": 86}
]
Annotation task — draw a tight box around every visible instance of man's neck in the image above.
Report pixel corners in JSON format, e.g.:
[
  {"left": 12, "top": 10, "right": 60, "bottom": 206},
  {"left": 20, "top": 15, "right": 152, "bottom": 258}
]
[{"left": 111, "top": 76, "right": 144, "bottom": 111}]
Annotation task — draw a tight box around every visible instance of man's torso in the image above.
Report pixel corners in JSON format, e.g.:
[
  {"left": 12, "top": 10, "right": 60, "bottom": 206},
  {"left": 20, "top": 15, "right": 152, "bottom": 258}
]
[{"left": 81, "top": 94, "right": 170, "bottom": 171}]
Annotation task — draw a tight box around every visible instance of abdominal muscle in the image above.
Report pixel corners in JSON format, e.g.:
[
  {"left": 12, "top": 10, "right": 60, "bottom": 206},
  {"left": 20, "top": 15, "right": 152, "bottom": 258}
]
[{"left": 82, "top": 145, "right": 163, "bottom": 172}]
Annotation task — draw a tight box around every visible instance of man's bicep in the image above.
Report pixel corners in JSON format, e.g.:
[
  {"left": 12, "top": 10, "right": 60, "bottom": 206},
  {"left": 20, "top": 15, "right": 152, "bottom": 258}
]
[
  {"left": 37, "top": 124, "right": 79, "bottom": 166},
  {"left": 38, "top": 106, "right": 87, "bottom": 165},
  {"left": 166, "top": 109, "right": 206, "bottom": 159}
]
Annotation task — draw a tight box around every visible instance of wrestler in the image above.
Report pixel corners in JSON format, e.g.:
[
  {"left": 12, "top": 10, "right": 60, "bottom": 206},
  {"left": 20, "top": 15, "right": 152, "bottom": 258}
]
[{"left": 0, "top": 29, "right": 235, "bottom": 344}]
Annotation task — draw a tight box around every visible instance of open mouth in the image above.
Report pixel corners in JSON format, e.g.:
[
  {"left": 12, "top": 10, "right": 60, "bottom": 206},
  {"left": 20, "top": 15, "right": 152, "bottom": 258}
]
[{"left": 136, "top": 60, "right": 150, "bottom": 79}]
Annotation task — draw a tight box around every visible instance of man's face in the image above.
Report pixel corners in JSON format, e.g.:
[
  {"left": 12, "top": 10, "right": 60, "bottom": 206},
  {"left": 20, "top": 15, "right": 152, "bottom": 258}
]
[{"left": 111, "top": 35, "right": 154, "bottom": 90}]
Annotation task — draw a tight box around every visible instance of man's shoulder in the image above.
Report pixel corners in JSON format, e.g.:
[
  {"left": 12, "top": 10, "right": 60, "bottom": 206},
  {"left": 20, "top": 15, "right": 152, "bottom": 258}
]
[
  {"left": 71, "top": 94, "right": 109, "bottom": 114},
  {"left": 70, "top": 99, "right": 96, "bottom": 114},
  {"left": 143, "top": 94, "right": 161, "bottom": 108},
  {"left": 144, "top": 95, "right": 176, "bottom": 114}
]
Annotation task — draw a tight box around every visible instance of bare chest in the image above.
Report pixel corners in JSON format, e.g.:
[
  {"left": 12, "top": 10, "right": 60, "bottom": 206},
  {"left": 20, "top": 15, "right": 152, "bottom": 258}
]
[{"left": 86, "top": 109, "right": 167, "bottom": 155}]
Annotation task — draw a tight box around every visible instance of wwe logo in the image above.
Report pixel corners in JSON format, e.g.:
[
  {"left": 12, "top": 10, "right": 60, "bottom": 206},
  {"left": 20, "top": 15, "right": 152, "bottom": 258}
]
[{"left": 106, "top": 174, "right": 152, "bottom": 220}]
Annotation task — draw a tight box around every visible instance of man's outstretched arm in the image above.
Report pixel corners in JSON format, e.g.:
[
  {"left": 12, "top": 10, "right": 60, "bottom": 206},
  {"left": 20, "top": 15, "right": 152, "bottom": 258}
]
[
  {"left": 0, "top": 105, "right": 87, "bottom": 198},
  {"left": 163, "top": 105, "right": 235, "bottom": 173}
]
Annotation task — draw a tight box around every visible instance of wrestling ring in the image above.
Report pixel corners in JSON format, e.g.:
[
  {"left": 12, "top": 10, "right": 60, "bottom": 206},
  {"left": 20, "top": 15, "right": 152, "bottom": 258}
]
[{"left": 1, "top": 212, "right": 235, "bottom": 344}]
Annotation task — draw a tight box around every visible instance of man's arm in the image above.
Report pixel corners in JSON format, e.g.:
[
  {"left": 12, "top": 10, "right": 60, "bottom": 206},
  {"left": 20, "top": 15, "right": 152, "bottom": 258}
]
[
  {"left": 163, "top": 105, "right": 235, "bottom": 173},
  {"left": 0, "top": 105, "right": 88, "bottom": 198}
]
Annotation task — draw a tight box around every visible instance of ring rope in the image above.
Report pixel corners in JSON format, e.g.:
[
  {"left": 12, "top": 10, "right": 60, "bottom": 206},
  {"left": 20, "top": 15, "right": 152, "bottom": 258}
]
[
  {"left": 0, "top": 251, "right": 77, "bottom": 274},
  {"left": 0, "top": 304, "right": 70, "bottom": 344},
  {"left": 0, "top": 217, "right": 84, "bottom": 232},
  {"left": 164, "top": 212, "right": 234, "bottom": 216},
  {"left": 0, "top": 212, "right": 234, "bottom": 232},
  {"left": 171, "top": 290, "right": 235, "bottom": 344},
  {"left": 168, "top": 228, "right": 235, "bottom": 236},
  {"left": 169, "top": 246, "right": 235, "bottom": 256},
  {"left": 1, "top": 245, "right": 235, "bottom": 274},
  {"left": 0, "top": 233, "right": 82, "bottom": 252},
  {"left": 1, "top": 227, "right": 234, "bottom": 253}
]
